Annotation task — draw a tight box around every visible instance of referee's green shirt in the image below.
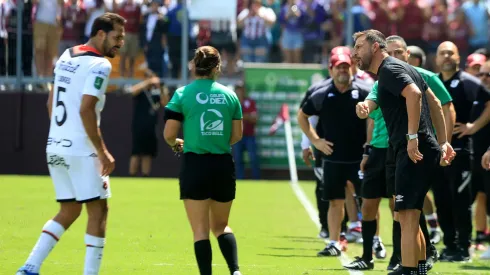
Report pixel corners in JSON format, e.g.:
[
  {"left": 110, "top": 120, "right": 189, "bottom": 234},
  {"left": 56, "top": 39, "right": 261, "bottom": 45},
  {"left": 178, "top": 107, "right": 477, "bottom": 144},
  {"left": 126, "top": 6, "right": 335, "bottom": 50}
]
[
  {"left": 166, "top": 79, "right": 243, "bottom": 154},
  {"left": 367, "top": 66, "right": 453, "bottom": 149}
]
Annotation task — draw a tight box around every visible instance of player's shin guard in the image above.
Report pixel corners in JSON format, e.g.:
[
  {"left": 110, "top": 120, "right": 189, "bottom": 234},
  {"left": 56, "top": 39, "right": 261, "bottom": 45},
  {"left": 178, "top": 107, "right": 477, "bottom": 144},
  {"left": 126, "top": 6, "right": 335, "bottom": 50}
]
[
  {"left": 84, "top": 234, "right": 105, "bottom": 275},
  {"left": 218, "top": 233, "right": 239, "bottom": 274},
  {"left": 194, "top": 239, "right": 212, "bottom": 275},
  {"left": 23, "top": 220, "right": 65, "bottom": 273}
]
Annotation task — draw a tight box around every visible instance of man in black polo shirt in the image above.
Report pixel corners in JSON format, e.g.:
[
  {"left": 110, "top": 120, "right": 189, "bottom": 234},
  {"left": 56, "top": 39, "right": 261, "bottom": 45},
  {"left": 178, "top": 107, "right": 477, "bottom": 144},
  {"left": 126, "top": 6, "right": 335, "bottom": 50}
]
[
  {"left": 298, "top": 53, "right": 371, "bottom": 256},
  {"left": 434, "top": 41, "right": 490, "bottom": 262},
  {"left": 352, "top": 29, "right": 455, "bottom": 275}
]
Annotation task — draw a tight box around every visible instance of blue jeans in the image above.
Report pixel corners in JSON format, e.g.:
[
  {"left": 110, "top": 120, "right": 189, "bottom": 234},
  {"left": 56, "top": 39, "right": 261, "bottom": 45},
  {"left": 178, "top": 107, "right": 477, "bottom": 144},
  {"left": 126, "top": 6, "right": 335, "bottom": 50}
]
[{"left": 232, "top": 136, "right": 260, "bottom": 179}]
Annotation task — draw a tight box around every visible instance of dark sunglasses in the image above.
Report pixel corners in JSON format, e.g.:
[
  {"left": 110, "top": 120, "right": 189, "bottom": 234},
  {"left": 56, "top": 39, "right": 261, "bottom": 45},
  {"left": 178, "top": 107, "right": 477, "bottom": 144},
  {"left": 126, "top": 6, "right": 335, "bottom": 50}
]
[{"left": 478, "top": 72, "right": 490, "bottom": 78}]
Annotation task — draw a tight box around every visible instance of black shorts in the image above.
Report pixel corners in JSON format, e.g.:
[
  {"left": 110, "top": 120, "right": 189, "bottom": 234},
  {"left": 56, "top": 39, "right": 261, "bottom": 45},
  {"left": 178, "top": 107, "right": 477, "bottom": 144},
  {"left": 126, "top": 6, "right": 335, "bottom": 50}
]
[
  {"left": 322, "top": 160, "right": 362, "bottom": 201},
  {"left": 131, "top": 130, "right": 158, "bottom": 157},
  {"left": 362, "top": 147, "right": 390, "bottom": 199},
  {"left": 386, "top": 145, "right": 396, "bottom": 197},
  {"left": 394, "top": 143, "right": 440, "bottom": 211},
  {"left": 179, "top": 153, "right": 236, "bottom": 202},
  {"left": 472, "top": 151, "right": 487, "bottom": 195}
]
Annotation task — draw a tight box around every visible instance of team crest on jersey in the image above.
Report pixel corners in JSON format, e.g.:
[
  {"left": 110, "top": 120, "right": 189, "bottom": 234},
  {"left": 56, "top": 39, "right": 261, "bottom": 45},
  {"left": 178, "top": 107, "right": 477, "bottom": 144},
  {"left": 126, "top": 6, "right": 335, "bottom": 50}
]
[{"left": 94, "top": 76, "right": 104, "bottom": 89}]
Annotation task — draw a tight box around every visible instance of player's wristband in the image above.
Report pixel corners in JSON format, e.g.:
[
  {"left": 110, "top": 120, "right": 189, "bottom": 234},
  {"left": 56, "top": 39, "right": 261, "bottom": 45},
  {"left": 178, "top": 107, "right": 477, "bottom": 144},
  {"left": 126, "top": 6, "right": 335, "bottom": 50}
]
[{"left": 363, "top": 145, "right": 372, "bottom": 156}]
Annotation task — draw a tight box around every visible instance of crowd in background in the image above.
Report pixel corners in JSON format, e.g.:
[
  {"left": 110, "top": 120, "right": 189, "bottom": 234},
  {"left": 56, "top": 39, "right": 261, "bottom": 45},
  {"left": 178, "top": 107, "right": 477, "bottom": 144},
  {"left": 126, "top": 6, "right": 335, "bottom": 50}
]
[{"left": 1, "top": 0, "right": 489, "bottom": 91}]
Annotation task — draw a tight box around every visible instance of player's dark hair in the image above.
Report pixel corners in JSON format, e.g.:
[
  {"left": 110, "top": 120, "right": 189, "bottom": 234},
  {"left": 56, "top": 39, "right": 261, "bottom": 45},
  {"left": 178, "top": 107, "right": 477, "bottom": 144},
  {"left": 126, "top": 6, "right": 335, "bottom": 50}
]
[
  {"left": 90, "top": 13, "right": 126, "bottom": 38},
  {"left": 193, "top": 46, "right": 221, "bottom": 77},
  {"left": 386, "top": 35, "right": 407, "bottom": 49},
  {"left": 353, "top": 29, "right": 387, "bottom": 50}
]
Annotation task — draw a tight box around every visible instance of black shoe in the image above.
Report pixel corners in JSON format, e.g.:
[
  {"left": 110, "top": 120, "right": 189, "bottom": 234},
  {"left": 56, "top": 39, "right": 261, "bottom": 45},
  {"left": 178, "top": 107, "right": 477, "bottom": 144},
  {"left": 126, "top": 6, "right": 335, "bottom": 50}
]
[
  {"left": 426, "top": 243, "right": 439, "bottom": 270},
  {"left": 317, "top": 244, "right": 341, "bottom": 257},
  {"left": 439, "top": 247, "right": 458, "bottom": 262},
  {"left": 387, "top": 255, "right": 400, "bottom": 270},
  {"left": 387, "top": 265, "right": 403, "bottom": 275},
  {"left": 450, "top": 248, "right": 471, "bottom": 262},
  {"left": 318, "top": 227, "right": 329, "bottom": 239},
  {"left": 343, "top": 256, "right": 374, "bottom": 270}
]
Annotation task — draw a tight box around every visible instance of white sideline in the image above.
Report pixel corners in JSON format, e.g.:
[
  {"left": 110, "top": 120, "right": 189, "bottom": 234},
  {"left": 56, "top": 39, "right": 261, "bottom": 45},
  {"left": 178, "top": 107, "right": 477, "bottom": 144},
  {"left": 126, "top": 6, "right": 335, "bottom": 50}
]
[{"left": 289, "top": 180, "right": 364, "bottom": 275}]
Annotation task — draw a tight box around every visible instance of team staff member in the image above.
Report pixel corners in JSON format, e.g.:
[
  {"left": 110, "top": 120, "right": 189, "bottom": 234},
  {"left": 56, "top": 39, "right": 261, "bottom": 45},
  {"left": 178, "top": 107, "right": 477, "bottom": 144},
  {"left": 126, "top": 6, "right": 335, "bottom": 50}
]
[
  {"left": 480, "top": 62, "right": 490, "bottom": 259},
  {"left": 344, "top": 35, "right": 454, "bottom": 271},
  {"left": 164, "top": 46, "right": 243, "bottom": 275},
  {"left": 435, "top": 41, "right": 490, "bottom": 262},
  {"left": 353, "top": 29, "right": 455, "bottom": 275},
  {"left": 298, "top": 53, "right": 372, "bottom": 257}
]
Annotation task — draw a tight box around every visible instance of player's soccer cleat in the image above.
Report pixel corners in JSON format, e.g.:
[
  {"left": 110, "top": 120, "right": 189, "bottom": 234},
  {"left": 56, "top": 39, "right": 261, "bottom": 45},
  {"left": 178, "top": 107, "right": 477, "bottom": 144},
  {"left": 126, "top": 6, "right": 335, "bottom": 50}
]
[
  {"left": 387, "top": 265, "right": 403, "bottom": 275},
  {"left": 345, "top": 226, "right": 362, "bottom": 243},
  {"left": 373, "top": 239, "right": 386, "bottom": 259},
  {"left": 429, "top": 230, "right": 442, "bottom": 244},
  {"left": 15, "top": 268, "right": 39, "bottom": 275},
  {"left": 343, "top": 256, "right": 374, "bottom": 270},
  {"left": 481, "top": 246, "right": 490, "bottom": 259},
  {"left": 317, "top": 244, "right": 341, "bottom": 257},
  {"left": 318, "top": 227, "right": 329, "bottom": 240}
]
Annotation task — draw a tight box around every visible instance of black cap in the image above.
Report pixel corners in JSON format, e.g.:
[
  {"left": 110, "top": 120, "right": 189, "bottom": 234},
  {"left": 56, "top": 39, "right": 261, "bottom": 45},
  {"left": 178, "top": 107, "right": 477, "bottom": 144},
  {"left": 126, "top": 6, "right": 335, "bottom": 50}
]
[{"left": 408, "top": 46, "right": 426, "bottom": 67}]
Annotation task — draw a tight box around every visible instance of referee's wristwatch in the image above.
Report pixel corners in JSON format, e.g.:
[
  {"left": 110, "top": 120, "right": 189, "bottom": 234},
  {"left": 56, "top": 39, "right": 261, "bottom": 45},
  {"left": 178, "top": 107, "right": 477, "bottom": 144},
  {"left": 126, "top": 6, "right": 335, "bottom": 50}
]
[{"left": 406, "top": 133, "right": 418, "bottom": 141}]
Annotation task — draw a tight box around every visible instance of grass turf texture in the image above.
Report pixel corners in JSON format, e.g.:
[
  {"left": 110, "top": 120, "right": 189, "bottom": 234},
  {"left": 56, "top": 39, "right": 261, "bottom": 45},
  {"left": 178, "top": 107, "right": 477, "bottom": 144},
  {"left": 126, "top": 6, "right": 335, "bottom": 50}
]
[{"left": 1, "top": 175, "right": 490, "bottom": 274}]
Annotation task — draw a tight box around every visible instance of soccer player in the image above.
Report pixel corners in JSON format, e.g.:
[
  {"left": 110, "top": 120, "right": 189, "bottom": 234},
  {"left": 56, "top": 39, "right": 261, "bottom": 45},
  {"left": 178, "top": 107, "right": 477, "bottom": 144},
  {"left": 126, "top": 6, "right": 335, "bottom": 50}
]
[
  {"left": 298, "top": 53, "right": 372, "bottom": 256},
  {"left": 345, "top": 35, "right": 454, "bottom": 272},
  {"left": 353, "top": 29, "right": 455, "bottom": 275},
  {"left": 435, "top": 41, "right": 490, "bottom": 262},
  {"left": 163, "top": 46, "right": 243, "bottom": 275},
  {"left": 16, "top": 13, "right": 126, "bottom": 275}
]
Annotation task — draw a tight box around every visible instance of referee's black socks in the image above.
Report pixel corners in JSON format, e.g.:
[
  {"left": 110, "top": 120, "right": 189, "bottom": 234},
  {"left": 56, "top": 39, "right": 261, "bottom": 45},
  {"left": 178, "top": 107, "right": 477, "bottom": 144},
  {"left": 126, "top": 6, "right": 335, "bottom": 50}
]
[
  {"left": 361, "top": 220, "right": 377, "bottom": 261},
  {"left": 218, "top": 233, "right": 240, "bottom": 274},
  {"left": 194, "top": 239, "right": 212, "bottom": 275}
]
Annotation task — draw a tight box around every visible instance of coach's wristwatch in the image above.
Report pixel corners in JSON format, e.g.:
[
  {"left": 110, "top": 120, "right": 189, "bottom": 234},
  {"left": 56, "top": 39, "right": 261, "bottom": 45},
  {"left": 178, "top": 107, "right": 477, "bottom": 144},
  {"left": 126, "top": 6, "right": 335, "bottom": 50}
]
[{"left": 406, "top": 133, "right": 418, "bottom": 141}]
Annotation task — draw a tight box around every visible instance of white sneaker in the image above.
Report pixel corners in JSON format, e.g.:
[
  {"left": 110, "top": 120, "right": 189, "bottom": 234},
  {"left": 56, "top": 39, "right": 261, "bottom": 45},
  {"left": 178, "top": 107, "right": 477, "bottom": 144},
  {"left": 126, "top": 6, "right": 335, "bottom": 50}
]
[
  {"left": 233, "top": 272, "right": 242, "bottom": 275},
  {"left": 481, "top": 247, "right": 490, "bottom": 259}
]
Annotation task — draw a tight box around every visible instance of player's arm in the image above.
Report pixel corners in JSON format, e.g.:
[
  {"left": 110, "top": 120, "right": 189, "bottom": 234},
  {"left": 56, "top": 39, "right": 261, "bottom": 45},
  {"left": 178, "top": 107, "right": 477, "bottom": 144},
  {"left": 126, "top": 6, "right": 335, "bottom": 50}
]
[
  {"left": 47, "top": 84, "right": 54, "bottom": 119},
  {"left": 80, "top": 95, "right": 105, "bottom": 153},
  {"left": 365, "top": 117, "right": 374, "bottom": 145},
  {"left": 425, "top": 87, "right": 448, "bottom": 145},
  {"left": 401, "top": 84, "right": 422, "bottom": 136},
  {"left": 357, "top": 81, "right": 379, "bottom": 118},
  {"left": 428, "top": 74, "right": 455, "bottom": 143},
  {"left": 442, "top": 102, "right": 456, "bottom": 143}
]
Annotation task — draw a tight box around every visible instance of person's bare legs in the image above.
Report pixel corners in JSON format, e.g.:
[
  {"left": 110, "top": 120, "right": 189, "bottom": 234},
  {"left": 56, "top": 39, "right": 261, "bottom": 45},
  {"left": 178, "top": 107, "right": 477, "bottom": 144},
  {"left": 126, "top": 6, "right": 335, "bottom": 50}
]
[
  {"left": 399, "top": 209, "right": 423, "bottom": 270},
  {"left": 184, "top": 199, "right": 212, "bottom": 275},
  {"left": 141, "top": 156, "right": 152, "bottom": 176},
  {"left": 129, "top": 156, "right": 140, "bottom": 176}
]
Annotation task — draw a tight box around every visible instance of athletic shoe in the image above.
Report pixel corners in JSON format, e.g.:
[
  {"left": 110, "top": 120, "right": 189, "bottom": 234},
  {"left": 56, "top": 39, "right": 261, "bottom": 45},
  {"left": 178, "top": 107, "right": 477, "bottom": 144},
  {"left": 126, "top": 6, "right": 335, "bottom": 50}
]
[
  {"left": 429, "top": 230, "right": 442, "bottom": 244},
  {"left": 318, "top": 227, "right": 329, "bottom": 239},
  {"left": 480, "top": 246, "right": 490, "bottom": 259},
  {"left": 387, "top": 264, "right": 403, "bottom": 275},
  {"left": 373, "top": 239, "right": 386, "bottom": 259},
  {"left": 346, "top": 226, "right": 362, "bottom": 243},
  {"left": 15, "top": 268, "right": 39, "bottom": 275},
  {"left": 343, "top": 256, "right": 374, "bottom": 270},
  {"left": 317, "top": 244, "right": 342, "bottom": 257},
  {"left": 387, "top": 255, "right": 399, "bottom": 270},
  {"left": 472, "top": 243, "right": 487, "bottom": 251},
  {"left": 450, "top": 248, "right": 471, "bottom": 263},
  {"left": 439, "top": 247, "right": 457, "bottom": 262}
]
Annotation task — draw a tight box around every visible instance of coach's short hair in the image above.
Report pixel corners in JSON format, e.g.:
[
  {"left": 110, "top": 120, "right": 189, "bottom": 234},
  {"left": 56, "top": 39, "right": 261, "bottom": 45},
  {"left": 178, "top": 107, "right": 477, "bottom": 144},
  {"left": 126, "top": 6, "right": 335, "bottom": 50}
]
[
  {"left": 90, "top": 13, "right": 126, "bottom": 38},
  {"left": 386, "top": 35, "right": 407, "bottom": 49},
  {"left": 353, "top": 29, "right": 387, "bottom": 50}
]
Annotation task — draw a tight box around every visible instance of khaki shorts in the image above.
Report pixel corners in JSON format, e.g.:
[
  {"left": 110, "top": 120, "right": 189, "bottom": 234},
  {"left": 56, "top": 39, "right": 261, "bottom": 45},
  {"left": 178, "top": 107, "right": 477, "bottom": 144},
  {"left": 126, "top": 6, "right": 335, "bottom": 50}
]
[
  {"left": 119, "top": 33, "right": 140, "bottom": 58},
  {"left": 34, "top": 21, "right": 62, "bottom": 57}
]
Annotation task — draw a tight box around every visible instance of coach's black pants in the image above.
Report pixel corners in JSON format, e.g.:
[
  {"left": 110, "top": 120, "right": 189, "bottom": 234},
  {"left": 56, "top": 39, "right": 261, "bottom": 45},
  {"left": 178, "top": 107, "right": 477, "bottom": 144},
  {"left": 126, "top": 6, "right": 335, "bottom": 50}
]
[
  {"left": 432, "top": 151, "right": 473, "bottom": 249},
  {"left": 314, "top": 149, "right": 329, "bottom": 229}
]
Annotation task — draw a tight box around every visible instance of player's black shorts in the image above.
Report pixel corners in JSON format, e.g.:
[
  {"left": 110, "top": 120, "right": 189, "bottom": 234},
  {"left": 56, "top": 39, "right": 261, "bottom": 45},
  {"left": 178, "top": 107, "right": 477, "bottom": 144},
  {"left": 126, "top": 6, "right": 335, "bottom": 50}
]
[
  {"left": 322, "top": 160, "right": 362, "bottom": 201},
  {"left": 179, "top": 152, "right": 236, "bottom": 202},
  {"left": 394, "top": 142, "right": 440, "bottom": 211},
  {"left": 386, "top": 145, "right": 396, "bottom": 197},
  {"left": 362, "top": 147, "right": 390, "bottom": 199}
]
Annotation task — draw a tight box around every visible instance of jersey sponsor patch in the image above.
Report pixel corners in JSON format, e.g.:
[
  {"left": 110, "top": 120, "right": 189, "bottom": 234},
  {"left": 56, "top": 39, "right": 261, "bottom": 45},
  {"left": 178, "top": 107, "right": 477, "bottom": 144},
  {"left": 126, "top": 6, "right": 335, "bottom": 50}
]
[
  {"left": 200, "top": 109, "right": 224, "bottom": 136},
  {"left": 94, "top": 76, "right": 104, "bottom": 89}
]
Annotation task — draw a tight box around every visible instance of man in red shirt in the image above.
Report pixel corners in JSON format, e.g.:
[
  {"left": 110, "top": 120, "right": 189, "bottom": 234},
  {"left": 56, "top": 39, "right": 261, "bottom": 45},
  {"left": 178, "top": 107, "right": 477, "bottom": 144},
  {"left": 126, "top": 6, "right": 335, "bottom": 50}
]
[
  {"left": 232, "top": 81, "right": 260, "bottom": 179},
  {"left": 113, "top": 0, "right": 141, "bottom": 78}
]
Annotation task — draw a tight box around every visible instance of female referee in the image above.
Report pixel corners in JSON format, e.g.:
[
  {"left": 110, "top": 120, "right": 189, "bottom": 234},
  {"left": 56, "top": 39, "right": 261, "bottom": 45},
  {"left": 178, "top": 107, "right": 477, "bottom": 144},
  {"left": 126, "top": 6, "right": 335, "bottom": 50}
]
[{"left": 163, "top": 46, "right": 243, "bottom": 275}]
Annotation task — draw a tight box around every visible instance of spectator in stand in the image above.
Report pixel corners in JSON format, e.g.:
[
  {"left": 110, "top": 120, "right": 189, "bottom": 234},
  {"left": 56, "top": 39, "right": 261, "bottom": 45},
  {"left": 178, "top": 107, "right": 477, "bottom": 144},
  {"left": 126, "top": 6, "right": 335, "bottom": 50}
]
[
  {"left": 209, "top": 18, "right": 238, "bottom": 76},
  {"left": 368, "top": 0, "right": 396, "bottom": 38},
  {"left": 462, "top": 0, "right": 489, "bottom": 53},
  {"left": 327, "top": 0, "right": 345, "bottom": 50},
  {"left": 395, "top": 0, "right": 427, "bottom": 52},
  {"left": 474, "top": 48, "right": 490, "bottom": 60},
  {"left": 59, "top": 0, "right": 86, "bottom": 54},
  {"left": 263, "top": 0, "right": 282, "bottom": 63},
  {"left": 84, "top": 0, "right": 108, "bottom": 42},
  {"left": 279, "top": 0, "right": 305, "bottom": 63},
  {"left": 301, "top": 0, "right": 326, "bottom": 64},
  {"left": 424, "top": 0, "right": 448, "bottom": 71},
  {"left": 232, "top": 81, "right": 260, "bottom": 179},
  {"left": 165, "top": 0, "right": 191, "bottom": 79},
  {"left": 466, "top": 53, "right": 487, "bottom": 77},
  {"left": 33, "top": 0, "right": 63, "bottom": 90},
  {"left": 447, "top": 7, "right": 471, "bottom": 66},
  {"left": 114, "top": 0, "right": 141, "bottom": 79},
  {"left": 140, "top": 0, "right": 167, "bottom": 77},
  {"left": 237, "top": 0, "right": 276, "bottom": 63}
]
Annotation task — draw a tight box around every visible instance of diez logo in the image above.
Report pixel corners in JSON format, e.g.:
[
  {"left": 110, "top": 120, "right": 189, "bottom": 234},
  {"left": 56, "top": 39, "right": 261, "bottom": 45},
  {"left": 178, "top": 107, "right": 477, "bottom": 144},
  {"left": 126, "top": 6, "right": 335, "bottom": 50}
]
[
  {"left": 47, "top": 155, "right": 70, "bottom": 170},
  {"left": 47, "top": 137, "right": 73, "bottom": 148},
  {"left": 196, "top": 93, "right": 227, "bottom": 105}
]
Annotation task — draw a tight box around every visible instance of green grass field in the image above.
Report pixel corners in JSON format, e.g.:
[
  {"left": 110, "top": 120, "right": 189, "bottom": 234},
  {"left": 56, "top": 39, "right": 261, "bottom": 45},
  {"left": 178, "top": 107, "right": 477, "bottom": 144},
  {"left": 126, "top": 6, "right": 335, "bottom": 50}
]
[{"left": 1, "top": 175, "right": 490, "bottom": 274}]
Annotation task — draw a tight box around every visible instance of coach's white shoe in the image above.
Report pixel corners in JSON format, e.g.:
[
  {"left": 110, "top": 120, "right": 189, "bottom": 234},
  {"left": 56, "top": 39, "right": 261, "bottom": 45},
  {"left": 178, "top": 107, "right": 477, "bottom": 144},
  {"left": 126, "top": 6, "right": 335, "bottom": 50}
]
[
  {"left": 233, "top": 272, "right": 242, "bottom": 275},
  {"left": 481, "top": 247, "right": 490, "bottom": 259}
]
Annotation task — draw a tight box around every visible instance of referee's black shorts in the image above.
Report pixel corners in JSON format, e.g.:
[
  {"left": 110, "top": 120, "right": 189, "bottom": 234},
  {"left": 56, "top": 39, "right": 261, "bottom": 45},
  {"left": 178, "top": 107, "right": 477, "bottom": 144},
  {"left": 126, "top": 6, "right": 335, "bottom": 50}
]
[
  {"left": 362, "top": 147, "right": 391, "bottom": 199},
  {"left": 322, "top": 160, "right": 362, "bottom": 201},
  {"left": 385, "top": 145, "right": 396, "bottom": 197},
  {"left": 179, "top": 152, "right": 236, "bottom": 202},
  {"left": 394, "top": 142, "right": 441, "bottom": 211}
]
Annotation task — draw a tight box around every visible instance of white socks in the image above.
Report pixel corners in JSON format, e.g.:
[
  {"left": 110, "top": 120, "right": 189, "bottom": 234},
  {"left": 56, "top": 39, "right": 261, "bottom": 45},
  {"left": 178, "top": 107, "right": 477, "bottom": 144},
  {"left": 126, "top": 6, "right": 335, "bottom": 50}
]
[
  {"left": 84, "top": 234, "right": 106, "bottom": 275},
  {"left": 349, "top": 221, "right": 362, "bottom": 229},
  {"left": 24, "top": 220, "right": 65, "bottom": 273}
]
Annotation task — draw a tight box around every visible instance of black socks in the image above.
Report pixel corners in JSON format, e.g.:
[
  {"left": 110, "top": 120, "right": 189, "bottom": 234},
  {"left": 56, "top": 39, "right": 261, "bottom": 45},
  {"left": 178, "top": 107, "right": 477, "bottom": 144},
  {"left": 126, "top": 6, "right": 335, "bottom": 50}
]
[
  {"left": 361, "top": 220, "right": 377, "bottom": 261},
  {"left": 218, "top": 233, "right": 240, "bottom": 274},
  {"left": 194, "top": 240, "right": 212, "bottom": 275}
]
